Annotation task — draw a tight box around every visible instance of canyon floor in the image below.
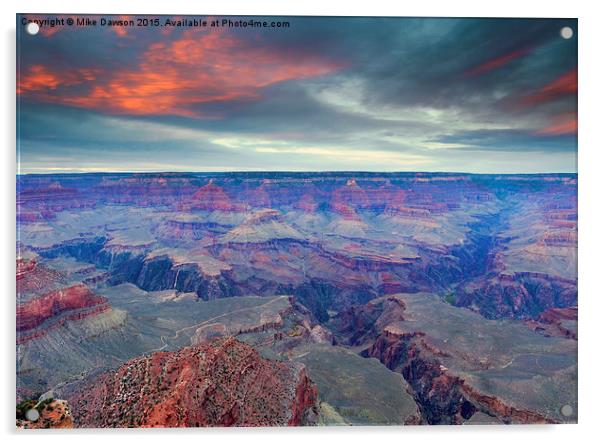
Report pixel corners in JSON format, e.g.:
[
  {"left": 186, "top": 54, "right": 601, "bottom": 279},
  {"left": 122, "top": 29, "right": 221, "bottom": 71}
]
[{"left": 16, "top": 172, "right": 577, "bottom": 427}]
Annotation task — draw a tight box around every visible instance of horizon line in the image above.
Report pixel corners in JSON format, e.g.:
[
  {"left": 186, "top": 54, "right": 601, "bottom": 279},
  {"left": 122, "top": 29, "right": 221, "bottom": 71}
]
[{"left": 16, "top": 170, "right": 578, "bottom": 176}]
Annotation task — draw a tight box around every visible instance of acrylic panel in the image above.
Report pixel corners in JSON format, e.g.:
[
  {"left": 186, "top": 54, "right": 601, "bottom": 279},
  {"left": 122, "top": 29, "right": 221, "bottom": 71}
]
[{"left": 16, "top": 14, "right": 577, "bottom": 428}]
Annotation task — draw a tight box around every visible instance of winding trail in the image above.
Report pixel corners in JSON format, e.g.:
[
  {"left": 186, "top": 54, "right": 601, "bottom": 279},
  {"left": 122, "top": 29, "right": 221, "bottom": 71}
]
[{"left": 145, "top": 295, "right": 288, "bottom": 353}]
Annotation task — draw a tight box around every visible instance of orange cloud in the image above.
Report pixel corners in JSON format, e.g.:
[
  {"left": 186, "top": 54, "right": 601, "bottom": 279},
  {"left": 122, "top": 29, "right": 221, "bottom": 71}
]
[
  {"left": 17, "top": 65, "right": 61, "bottom": 93},
  {"left": 18, "top": 28, "right": 344, "bottom": 117},
  {"left": 17, "top": 65, "right": 98, "bottom": 94},
  {"left": 522, "top": 69, "right": 577, "bottom": 106},
  {"left": 466, "top": 47, "right": 531, "bottom": 76},
  {"left": 537, "top": 113, "right": 577, "bottom": 135}
]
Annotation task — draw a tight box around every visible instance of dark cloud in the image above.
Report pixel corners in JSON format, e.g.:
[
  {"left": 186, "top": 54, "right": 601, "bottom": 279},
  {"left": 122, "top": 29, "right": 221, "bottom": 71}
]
[
  {"left": 433, "top": 129, "right": 577, "bottom": 152},
  {"left": 17, "top": 16, "right": 577, "bottom": 173}
]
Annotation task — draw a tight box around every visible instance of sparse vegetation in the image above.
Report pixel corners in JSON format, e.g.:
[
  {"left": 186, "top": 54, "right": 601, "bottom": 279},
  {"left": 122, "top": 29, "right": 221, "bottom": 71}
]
[{"left": 444, "top": 292, "right": 456, "bottom": 305}]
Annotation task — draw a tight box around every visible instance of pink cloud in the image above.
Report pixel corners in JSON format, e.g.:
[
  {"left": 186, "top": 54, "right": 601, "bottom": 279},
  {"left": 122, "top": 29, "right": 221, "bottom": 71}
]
[{"left": 18, "top": 28, "right": 345, "bottom": 117}]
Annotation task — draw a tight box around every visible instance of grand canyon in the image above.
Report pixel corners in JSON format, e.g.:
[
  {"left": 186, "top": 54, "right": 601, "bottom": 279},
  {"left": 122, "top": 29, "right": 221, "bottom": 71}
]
[{"left": 15, "top": 171, "right": 577, "bottom": 427}]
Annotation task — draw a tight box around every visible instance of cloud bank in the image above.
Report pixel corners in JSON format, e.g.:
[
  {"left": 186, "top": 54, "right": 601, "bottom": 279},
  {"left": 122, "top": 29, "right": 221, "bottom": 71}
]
[{"left": 17, "top": 16, "right": 577, "bottom": 173}]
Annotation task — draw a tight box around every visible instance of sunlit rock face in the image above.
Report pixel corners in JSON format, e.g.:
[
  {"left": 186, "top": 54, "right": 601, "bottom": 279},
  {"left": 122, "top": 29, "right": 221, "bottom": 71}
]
[
  {"left": 64, "top": 337, "right": 318, "bottom": 427},
  {"left": 17, "top": 282, "right": 111, "bottom": 342}
]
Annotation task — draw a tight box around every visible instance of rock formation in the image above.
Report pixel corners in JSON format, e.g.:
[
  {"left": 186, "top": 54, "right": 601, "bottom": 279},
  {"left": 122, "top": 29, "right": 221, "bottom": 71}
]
[{"left": 65, "top": 337, "right": 318, "bottom": 427}]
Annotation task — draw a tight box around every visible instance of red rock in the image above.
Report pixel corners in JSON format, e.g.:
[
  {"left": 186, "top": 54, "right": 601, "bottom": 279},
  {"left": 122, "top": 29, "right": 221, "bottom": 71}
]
[
  {"left": 17, "top": 284, "right": 109, "bottom": 333},
  {"left": 455, "top": 273, "right": 577, "bottom": 320},
  {"left": 16, "top": 183, "right": 87, "bottom": 219},
  {"left": 538, "top": 306, "right": 578, "bottom": 322},
  {"left": 524, "top": 306, "right": 578, "bottom": 339},
  {"left": 17, "top": 183, "right": 77, "bottom": 203},
  {"left": 96, "top": 175, "right": 197, "bottom": 207},
  {"left": 363, "top": 328, "right": 554, "bottom": 424},
  {"left": 189, "top": 180, "right": 242, "bottom": 211},
  {"left": 331, "top": 201, "right": 359, "bottom": 220},
  {"left": 242, "top": 180, "right": 272, "bottom": 207},
  {"left": 295, "top": 193, "right": 319, "bottom": 213},
  {"left": 331, "top": 178, "right": 370, "bottom": 210},
  {"left": 65, "top": 337, "right": 318, "bottom": 427},
  {"left": 331, "top": 296, "right": 406, "bottom": 346}
]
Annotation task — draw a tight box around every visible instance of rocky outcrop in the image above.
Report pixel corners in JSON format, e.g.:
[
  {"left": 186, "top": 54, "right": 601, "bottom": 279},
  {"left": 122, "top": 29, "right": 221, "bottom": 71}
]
[
  {"left": 241, "top": 181, "right": 271, "bottom": 208},
  {"left": 332, "top": 179, "right": 370, "bottom": 208},
  {"left": 94, "top": 174, "right": 197, "bottom": 207},
  {"left": 16, "top": 259, "right": 68, "bottom": 299},
  {"left": 38, "top": 239, "right": 241, "bottom": 301},
  {"left": 65, "top": 337, "right": 318, "bottom": 427},
  {"left": 363, "top": 329, "right": 472, "bottom": 424},
  {"left": 218, "top": 209, "right": 305, "bottom": 244},
  {"left": 525, "top": 306, "right": 578, "bottom": 339},
  {"left": 187, "top": 180, "right": 242, "bottom": 212},
  {"left": 363, "top": 328, "right": 553, "bottom": 425},
  {"left": 294, "top": 193, "right": 319, "bottom": 212},
  {"left": 355, "top": 293, "right": 575, "bottom": 425},
  {"left": 329, "top": 296, "right": 406, "bottom": 346},
  {"left": 455, "top": 273, "right": 577, "bottom": 320},
  {"left": 17, "top": 182, "right": 86, "bottom": 221},
  {"left": 191, "top": 295, "right": 294, "bottom": 345},
  {"left": 17, "top": 284, "right": 110, "bottom": 343}
]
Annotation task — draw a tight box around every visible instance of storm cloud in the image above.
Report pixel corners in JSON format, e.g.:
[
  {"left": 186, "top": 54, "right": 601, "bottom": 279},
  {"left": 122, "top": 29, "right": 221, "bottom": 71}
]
[{"left": 17, "top": 15, "right": 577, "bottom": 173}]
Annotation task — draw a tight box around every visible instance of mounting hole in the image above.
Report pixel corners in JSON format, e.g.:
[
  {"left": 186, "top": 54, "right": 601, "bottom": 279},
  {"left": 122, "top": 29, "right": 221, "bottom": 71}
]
[
  {"left": 25, "top": 22, "right": 40, "bottom": 35},
  {"left": 560, "top": 404, "right": 574, "bottom": 417},
  {"left": 560, "top": 27, "right": 573, "bottom": 39},
  {"left": 25, "top": 408, "right": 40, "bottom": 421}
]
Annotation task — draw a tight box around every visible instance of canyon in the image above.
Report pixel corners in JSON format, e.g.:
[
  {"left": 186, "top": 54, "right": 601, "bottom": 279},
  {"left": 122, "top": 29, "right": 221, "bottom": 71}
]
[{"left": 16, "top": 172, "right": 577, "bottom": 426}]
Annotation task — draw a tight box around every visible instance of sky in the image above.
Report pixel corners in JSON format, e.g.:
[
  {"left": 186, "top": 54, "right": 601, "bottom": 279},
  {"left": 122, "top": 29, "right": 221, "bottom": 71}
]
[{"left": 17, "top": 16, "right": 577, "bottom": 174}]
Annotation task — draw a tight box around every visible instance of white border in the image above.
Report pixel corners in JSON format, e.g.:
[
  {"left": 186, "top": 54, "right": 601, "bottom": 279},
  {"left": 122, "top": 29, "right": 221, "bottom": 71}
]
[{"left": 2, "top": 1, "right": 601, "bottom": 442}]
